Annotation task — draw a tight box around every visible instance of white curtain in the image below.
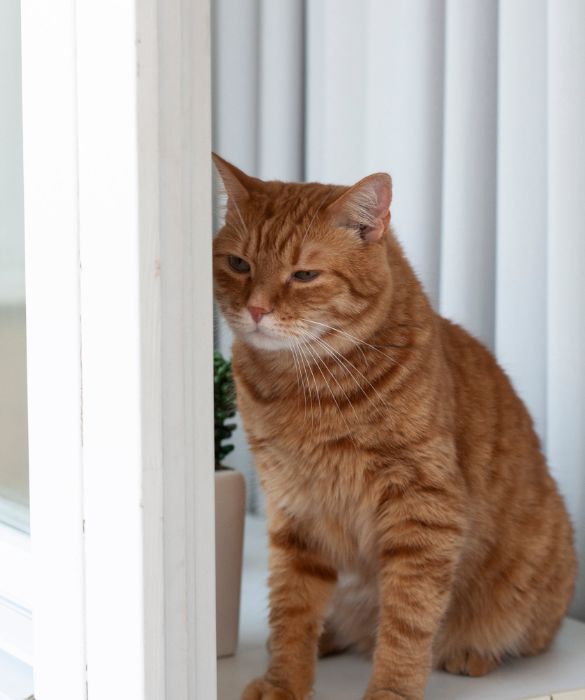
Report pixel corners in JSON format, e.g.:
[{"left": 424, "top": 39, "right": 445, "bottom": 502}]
[{"left": 212, "top": 0, "right": 585, "bottom": 619}]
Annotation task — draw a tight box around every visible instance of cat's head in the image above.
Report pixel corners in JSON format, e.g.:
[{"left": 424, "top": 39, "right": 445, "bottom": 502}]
[{"left": 213, "top": 154, "right": 394, "bottom": 354}]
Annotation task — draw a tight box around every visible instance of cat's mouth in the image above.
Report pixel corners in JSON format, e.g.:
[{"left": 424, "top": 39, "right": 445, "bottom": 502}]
[
  {"left": 244, "top": 327, "right": 293, "bottom": 351},
  {"left": 241, "top": 320, "right": 308, "bottom": 352},
  {"left": 232, "top": 309, "right": 320, "bottom": 352}
]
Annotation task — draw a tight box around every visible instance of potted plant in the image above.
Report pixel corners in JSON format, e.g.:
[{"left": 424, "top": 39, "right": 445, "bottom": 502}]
[{"left": 214, "top": 351, "right": 246, "bottom": 657}]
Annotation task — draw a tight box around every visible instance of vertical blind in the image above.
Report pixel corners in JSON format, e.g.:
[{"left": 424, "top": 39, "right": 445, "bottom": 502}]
[{"left": 212, "top": 0, "right": 585, "bottom": 618}]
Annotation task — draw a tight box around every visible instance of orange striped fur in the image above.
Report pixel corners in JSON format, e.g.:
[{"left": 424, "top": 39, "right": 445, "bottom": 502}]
[{"left": 212, "top": 154, "right": 576, "bottom": 700}]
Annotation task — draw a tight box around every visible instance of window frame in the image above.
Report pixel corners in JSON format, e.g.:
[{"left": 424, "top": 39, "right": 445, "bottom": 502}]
[{"left": 18, "top": 1, "right": 216, "bottom": 698}]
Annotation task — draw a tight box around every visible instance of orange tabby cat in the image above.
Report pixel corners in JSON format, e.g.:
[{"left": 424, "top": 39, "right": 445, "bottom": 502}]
[{"left": 212, "top": 153, "right": 576, "bottom": 700}]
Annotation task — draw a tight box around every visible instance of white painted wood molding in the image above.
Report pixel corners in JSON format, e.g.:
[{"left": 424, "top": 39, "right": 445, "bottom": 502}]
[
  {"left": 21, "top": 1, "right": 215, "bottom": 698},
  {"left": 0, "top": 523, "right": 32, "bottom": 666}
]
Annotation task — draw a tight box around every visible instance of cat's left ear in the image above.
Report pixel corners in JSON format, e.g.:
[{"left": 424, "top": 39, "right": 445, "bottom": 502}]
[
  {"left": 212, "top": 152, "right": 259, "bottom": 207},
  {"left": 327, "top": 173, "right": 392, "bottom": 242}
]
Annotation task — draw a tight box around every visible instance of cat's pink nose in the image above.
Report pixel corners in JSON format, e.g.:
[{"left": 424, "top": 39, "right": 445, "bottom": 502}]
[{"left": 248, "top": 305, "right": 271, "bottom": 324}]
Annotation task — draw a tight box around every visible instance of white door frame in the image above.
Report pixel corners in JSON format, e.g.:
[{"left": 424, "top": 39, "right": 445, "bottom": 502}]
[{"left": 20, "top": 1, "right": 216, "bottom": 698}]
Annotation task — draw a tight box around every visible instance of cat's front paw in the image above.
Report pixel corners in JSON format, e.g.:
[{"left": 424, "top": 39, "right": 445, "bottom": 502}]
[{"left": 241, "top": 677, "right": 295, "bottom": 700}]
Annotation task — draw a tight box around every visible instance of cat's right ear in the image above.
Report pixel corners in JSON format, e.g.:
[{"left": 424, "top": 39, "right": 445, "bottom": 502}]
[{"left": 212, "top": 153, "right": 257, "bottom": 209}]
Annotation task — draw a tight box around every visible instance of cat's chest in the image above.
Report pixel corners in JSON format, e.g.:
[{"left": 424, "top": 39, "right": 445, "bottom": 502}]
[
  {"left": 235, "top": 366, "right": 381, "bottom": 565},
  {"left": 263, "top": 443, "right": 380, "bottom": 568}
]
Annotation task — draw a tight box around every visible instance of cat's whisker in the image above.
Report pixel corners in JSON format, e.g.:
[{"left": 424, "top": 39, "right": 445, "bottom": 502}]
[
  {"left": 288, "top": 341, "right": 303, "bottom": 408},
  {"left": 290, "top": 341, "right": 306, "bottom": 423},
  {"left": 303, "top": 319, "right": 398, "bottom": 365},
  {"left": 295, "top": 339, "right": 316, "bottom": 430},
  {"left": 307, "top": 331, "right": 391, "bottom": 408},
  {"left": 303, "top": 330, "right": 390, "bottom": 415},
  {"left": 299, "top": 318, "right": 369, "bottom": 367},
  {"left": 301, "top": 338, "right": 360, "bottom": 427},
  {"left": 291, "top": 340, "right": 309, "bottom": 425},
  {"left": 304, "top": 338, "right": 385, "bottom": 423},
  {"left": 295, "top": 339, "right": 321, "bottom": 429},
  {"left": 301, "top": 342, "right": 360, "bottom": 452}
]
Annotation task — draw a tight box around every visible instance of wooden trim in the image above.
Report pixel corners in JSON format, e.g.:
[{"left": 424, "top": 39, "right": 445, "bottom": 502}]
[
  {"left": 21, "top": 0, "right": 214, "bottom": 698},
  {"left": 158, "top": 0, "right": 217, "bottom": 696}
]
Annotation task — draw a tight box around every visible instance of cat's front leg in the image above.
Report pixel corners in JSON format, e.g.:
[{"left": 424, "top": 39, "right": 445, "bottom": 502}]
[
  {"left": 363, "top": 479, "right": 465, "bottom": 700},
  {"left": 242, "top": 512, "right": 337, "bottom": 700}
]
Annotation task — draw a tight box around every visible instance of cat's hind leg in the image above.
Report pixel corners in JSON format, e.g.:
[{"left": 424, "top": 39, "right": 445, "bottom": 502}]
[
  {"left": 318, "top": 621, "right": 350, "bottom": 657},
  {"left": 432, "top": 596, "right": 506, "bottom": 677},
  {"left": 318, "top": 572, "right": 378, "bottom": 657},
  {"left": 437, "top": 648, "right": 500, "bottom": 677}
]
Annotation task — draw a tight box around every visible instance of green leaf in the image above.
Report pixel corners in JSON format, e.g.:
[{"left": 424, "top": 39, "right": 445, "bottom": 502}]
[{"left": 214, "top": 350, "right": 237, "bottom": 468}]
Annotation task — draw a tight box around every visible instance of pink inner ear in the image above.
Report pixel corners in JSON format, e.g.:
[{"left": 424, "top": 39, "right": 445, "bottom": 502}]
[
  {"left": 361, "top": 210, "right": 391, "bottom": 242},
  {"left": 367, "top": 174, "right": 392, "bottom": 219},
  {"left": 327, "top": 172, "right": 392, "bottom": 242}
]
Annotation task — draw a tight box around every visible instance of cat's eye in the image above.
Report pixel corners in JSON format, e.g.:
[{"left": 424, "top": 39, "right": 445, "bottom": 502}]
[
  {"left": 292, "top": 270, "right": 320, "bottom": 282},
  {"left": 228, "top": 255, "right": 251, "bottom": 273}
]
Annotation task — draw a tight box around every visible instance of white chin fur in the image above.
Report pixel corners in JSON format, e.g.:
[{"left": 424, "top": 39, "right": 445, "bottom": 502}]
[{"left": 242, "top": 329, "right": 292, "bottom": 352}]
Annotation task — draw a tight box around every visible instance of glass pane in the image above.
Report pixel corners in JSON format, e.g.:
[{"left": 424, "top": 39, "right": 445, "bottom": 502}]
[{"left": 0, "top": 0, "right": 29, "bottom": 533}]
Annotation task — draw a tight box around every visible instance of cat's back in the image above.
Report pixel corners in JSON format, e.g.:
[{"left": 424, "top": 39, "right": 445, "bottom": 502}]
[
  {"left": 438, "top": 314, "right": 574, "bottom": 571},
  {"left": 437, "top": 316, "right": 550, "bottom": 492},
  {"left": 435, "top": 315, "right": 576, "bottom": 651},
  {"left": 439, "top": 316, "right": 538, "bottom": 453}
]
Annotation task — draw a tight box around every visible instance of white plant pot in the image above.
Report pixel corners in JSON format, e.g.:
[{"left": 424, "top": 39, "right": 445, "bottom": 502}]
[{"left": 215, "top": 467, "right": 246, "bottom": 657}]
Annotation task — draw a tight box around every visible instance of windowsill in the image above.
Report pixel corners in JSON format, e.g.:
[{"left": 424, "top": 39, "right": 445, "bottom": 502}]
[
  {"left": 218, "top": 515, "right": 585, "bottom": 700},
  {"left": 0, "top": 498, "right": 29, "bottom": 536}
]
